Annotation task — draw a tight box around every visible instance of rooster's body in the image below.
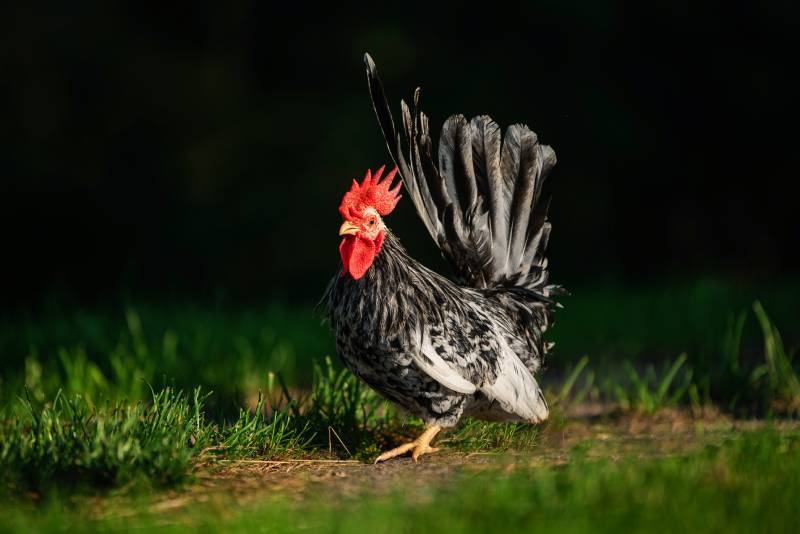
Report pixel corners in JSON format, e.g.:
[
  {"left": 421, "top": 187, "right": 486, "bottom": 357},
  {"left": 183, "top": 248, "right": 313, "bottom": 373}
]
[{"left": 327, "top": 55, "right": 563, "bottom": 462}]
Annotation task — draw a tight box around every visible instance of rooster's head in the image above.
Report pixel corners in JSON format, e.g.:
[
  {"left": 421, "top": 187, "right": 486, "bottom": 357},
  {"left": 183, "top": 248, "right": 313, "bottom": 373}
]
[{"left": 338, "top": 165, "right": 401, "bottom": 279}]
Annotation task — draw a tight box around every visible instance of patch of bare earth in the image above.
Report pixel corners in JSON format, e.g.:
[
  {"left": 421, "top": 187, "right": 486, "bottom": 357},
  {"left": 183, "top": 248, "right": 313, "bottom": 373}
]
[{"left": 89, "top": 407, "right": 795, "bottom": 524}]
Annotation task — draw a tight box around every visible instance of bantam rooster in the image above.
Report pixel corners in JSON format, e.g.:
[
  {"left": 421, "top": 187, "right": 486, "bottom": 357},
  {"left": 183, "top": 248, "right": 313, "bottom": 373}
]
[{"left": 326, "top": 54, "right": 563, "bottom": 463}]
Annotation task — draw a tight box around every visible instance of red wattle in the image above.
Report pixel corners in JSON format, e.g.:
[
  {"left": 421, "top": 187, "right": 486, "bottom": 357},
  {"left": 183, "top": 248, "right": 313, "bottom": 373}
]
[{"left": 339, "top": 234, "right": 377, "bottom": 280}]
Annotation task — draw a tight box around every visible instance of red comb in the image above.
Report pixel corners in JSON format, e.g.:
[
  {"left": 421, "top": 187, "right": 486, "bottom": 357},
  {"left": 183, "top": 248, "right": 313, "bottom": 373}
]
[{"left": 339, "top": 165, "right": 401, "bottom": 220}]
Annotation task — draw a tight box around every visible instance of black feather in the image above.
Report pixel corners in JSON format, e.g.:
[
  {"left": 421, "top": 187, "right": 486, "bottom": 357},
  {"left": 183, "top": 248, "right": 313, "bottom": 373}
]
[
  {"left": 508, "top": 126, "right": 538, "bottom": 273},
  {"left": 364, "top": 54, "right": 557, "bottom": 296},
  {"left": 365, "top": 54, "right": 437, "bottom": 241}
]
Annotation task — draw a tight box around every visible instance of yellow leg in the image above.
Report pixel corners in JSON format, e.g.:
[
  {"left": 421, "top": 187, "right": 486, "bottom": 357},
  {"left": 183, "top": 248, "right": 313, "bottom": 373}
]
[{"left": 374, "top": 425, "right": 442, "bottom": 463}]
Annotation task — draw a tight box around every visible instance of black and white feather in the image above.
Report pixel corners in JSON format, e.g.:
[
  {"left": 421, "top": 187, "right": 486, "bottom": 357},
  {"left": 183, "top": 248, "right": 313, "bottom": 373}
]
[
  {"left": 364, "top": 54, "right": 559, "bottom": 295},
  {"left": 325, "top": 55, "right": 564, "bottom": 430}
]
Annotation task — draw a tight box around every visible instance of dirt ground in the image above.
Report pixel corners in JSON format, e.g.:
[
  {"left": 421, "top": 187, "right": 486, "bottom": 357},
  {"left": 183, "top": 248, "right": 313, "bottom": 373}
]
[{"left": 85, "top": 406, "right": 796, "bottom": 523}]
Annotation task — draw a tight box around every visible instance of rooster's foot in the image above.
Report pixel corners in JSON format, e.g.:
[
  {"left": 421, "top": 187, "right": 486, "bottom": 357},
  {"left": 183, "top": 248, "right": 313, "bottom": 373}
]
[{"left": 374, "top": 425, "right": 442, "bottom": 463}]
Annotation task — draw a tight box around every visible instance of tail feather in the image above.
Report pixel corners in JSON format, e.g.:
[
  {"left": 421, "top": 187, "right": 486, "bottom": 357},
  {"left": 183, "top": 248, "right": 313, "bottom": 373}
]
[
  {"left": 365, "top": 55, "right": 438, "bottom": 241},
  {"left": 364, "top": 53, "right": 557, "bottom": 296},
  {"left": 507, "top": 125, "right": 538, "bottom": 275}
]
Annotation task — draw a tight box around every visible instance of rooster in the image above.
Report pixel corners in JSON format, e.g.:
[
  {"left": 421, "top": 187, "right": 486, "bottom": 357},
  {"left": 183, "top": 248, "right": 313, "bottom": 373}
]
[{"left": 326, "top": 54, "right": 563, "bottom": 463}]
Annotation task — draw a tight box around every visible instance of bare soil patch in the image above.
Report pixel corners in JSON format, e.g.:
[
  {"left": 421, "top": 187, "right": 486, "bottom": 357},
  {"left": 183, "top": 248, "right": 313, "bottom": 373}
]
[{"left": 87, "top": 408, "right": 793, "bottom": 523}]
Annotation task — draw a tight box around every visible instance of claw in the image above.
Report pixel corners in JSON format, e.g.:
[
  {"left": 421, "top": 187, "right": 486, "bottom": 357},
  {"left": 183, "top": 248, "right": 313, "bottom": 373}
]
[
  {"left": 374, "top": 425, "right": 442, "bottom": 464},
  {"left": 411, "top": 446, "right": 439, "bottom": 462}
]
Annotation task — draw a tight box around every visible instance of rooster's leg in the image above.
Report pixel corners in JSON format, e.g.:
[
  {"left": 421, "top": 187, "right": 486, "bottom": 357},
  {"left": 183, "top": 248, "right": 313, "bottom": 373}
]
[{"left": 374, "top": 425, "right": 442, "bottom": 463}]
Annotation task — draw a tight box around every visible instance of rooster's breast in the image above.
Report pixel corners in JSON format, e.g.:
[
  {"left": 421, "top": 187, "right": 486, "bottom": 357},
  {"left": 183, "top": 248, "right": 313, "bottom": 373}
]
[{"left": 327, "top": 273, "right": 470, "bottom": 428}]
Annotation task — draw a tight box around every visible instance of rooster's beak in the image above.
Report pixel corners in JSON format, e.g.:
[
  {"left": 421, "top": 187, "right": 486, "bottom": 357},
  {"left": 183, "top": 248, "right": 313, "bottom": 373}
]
[{"left": 339, "top": 221, "right": 359, "bottom": 236}]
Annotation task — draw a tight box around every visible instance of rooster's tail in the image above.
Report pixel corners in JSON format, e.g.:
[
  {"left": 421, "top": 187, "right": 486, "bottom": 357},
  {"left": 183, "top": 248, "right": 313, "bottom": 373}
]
[{"left": 364, "top": 53, "right": 562, "bottom": 300}]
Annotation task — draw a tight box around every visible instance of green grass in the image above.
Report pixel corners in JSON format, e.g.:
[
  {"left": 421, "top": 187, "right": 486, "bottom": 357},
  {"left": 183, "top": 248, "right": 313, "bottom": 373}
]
[
  {"left": 551, "top": 278, "right": 799, "bottom": 362},
  {"left": 214, "top": 386, "right": 312, "bottom": 460},
  {"left": 550, "top": 299, "right": 800, "bottom": 418},
  {"left": 220, "top": 427, "right": 800, "bottom": 534},
  {"left": 0, "top": 387, "right": 212, "bottom": 492},
  {"left": 1, "top": 301, "right": 796, "bottom": 499},
  {"left": 751, "top": 301, "right": 800, "bottom": 414},
  {"left": 1, "top": 304, "right": 335, "bottom": 408},
  {"left": 2, "top": 279, "right": 797, "bottom": 408},
  {"left": 2, "top": 426, "right": 798, "bottom": 533},
  {"left": 1, "top": 356, "right": 422, "bottom": 496},
  {"left": 0, "top": 389, "right": 208, "bottom": 494},
  {"left": 0, "top": 281, "right": 798, "bottom": 498},
  {"left": 0, "top": 279, "right": 798, "bottom": 531}
]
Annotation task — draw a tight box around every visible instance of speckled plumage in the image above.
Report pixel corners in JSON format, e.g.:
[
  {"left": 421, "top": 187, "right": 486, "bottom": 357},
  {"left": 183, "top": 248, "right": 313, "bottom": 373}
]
[
  {"left": 325, "top": 55, "right": 563, "bottom": 430},
  {"left": 327, "top": 231, "right": 555, "bottom": 428}
]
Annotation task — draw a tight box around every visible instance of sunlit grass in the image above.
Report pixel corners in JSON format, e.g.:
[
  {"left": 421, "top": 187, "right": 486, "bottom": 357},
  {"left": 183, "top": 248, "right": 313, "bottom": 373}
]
[
  {"left": 0, "top": 279, "right": 798, "bottom": 534},
  {"left": 2, "top": 301, "right": 797, "bottom": 500},
  {"left": 3, "top": 426, "right": 798, "bottom": 533},
  {"left": 0, "top": 387, "right": 212, "bottom": 492}
]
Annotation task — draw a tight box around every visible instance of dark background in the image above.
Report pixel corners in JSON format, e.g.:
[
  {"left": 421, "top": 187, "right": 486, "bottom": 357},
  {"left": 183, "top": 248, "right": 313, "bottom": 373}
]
[{"left": 2, "top": 2, "right": 798, "bottom": 308}]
